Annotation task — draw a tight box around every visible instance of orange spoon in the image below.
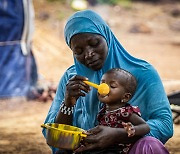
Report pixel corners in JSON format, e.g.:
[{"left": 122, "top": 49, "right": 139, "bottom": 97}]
[{"left": 83, "top": 81, "right": 110, "bottom": 95}]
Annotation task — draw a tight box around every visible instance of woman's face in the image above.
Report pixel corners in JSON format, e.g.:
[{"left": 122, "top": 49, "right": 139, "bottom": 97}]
[{"left": 70, "top": 33, "right": 108, "bottom": 71}]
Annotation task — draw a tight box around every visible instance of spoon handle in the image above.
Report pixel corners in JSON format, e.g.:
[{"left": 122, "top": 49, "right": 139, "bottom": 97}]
[{"left": 83, "top": 80, "right": 99, "bottom": 89}]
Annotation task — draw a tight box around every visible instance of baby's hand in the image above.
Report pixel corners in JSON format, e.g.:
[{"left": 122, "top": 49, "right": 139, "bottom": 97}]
[{"left": 122, "top": 122, "right": 135, "bottom": 137}]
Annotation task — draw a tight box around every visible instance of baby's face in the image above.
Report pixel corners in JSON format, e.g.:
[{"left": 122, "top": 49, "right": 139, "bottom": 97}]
[{"left": 98, "top": 71, "right": 126, "bottom": 106}]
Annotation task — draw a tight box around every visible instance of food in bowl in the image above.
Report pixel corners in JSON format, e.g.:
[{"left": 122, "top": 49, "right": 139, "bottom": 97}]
[{"left": 41, "top": 123, "right": 87, "bottom": 150}]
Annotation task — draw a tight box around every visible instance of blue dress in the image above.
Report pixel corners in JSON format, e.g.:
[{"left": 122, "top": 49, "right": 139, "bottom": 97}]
[{"left": 43, "top": 10, "right": 173, "bottom": 153}]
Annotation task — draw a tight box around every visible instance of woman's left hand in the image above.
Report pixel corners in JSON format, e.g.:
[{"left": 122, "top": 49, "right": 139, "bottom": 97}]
[{"left": 75, "top": 125, "right": 124, "bottom": 152}]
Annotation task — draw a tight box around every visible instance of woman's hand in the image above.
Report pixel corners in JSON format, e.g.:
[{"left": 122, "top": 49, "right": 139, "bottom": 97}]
[
  {"left": 55, "top": 75, "right": 90, "bottom": 125},
  {"left": 65, "top": 75, "right": 90, "bottom": 106},
  {"left": 75, "top": 125, "right": 125, "bottom": 152}
]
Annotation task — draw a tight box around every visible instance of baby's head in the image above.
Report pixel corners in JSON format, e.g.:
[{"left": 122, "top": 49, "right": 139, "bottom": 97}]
[{"left": 98, "top": 68, "right": 137, "bottom": 106}]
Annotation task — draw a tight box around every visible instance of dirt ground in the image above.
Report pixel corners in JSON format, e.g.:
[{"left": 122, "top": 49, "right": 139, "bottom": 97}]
[{"left": 0, "top": 1, "right": 180, "bottom": 154}]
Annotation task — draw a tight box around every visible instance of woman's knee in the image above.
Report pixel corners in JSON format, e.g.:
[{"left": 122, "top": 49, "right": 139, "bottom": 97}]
[{"left": 129, "top": 136, "right": 169, "bottom": 154}]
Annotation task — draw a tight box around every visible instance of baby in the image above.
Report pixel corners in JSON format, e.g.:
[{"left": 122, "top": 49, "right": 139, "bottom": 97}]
[{"left": 94, "top": 68, "right": 150, "bottom": 153}]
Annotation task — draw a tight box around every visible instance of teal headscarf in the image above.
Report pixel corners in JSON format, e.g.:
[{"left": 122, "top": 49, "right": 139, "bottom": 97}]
[{"left": 43, "top": 10, "right": 173, "bottom": 153}]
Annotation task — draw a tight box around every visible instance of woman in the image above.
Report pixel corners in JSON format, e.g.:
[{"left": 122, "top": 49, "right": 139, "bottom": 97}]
[{"left": 42, "top": 10, "right": 173, "bottom": 153}]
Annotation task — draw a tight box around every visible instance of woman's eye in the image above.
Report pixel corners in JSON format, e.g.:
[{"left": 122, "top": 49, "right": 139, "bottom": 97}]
[
  {"left": 90, "top": 39, "right": 99, "bottom": 47},
  {"left": 74, "top": 48, "right": 83, "bottom": 55}
]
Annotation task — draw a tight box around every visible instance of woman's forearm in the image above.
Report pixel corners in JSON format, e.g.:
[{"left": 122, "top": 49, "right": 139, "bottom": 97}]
[
  {"left": 54, "top": 99, "right": 74, "bottom": 125},
  {"left": 55, "top": 111, "right": 73, "bottom": 125}
]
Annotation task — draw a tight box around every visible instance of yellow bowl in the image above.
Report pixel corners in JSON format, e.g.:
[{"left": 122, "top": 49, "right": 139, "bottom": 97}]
[{"left": 41, "top": 123, "right": 87, "bottom": 150}]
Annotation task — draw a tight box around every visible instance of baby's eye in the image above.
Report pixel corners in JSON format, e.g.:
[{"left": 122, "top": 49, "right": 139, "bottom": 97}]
[{"left": 110, "top": 84, "right": 117, "bottom": 88}]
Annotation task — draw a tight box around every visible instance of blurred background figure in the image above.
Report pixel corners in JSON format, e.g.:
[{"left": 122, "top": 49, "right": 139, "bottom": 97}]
[
  {"left": 70, "top": 0, "right": 97, "bottom": 10},
  {"left": 0, "top": 0, "right": 38, "bottom": 98},
  {"left": 71, "top": 0, "right": 88, "bottom": 10}
]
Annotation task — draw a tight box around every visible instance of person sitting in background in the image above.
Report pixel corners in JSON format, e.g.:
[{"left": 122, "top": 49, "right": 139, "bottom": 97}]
[{"left": 42, "top": 10, "right": 173, "bottom": 154}]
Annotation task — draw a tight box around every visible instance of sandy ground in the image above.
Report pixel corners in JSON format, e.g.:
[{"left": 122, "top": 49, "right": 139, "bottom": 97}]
[{"left": 0, "top": 1, "right": 180, "bottom": 154}]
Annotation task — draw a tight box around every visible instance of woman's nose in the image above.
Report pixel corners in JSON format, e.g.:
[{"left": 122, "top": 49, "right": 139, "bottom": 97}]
[{"left": 85, "top": 47, "right": 94, "bottom": 59}]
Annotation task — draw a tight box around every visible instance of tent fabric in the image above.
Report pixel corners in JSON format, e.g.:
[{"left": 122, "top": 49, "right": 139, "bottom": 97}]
[{"left": 0, "top": 0, "right": 38, "bottom": 98}]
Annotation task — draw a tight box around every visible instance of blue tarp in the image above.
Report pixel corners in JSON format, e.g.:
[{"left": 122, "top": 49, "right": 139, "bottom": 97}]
[{"left": 0, "top": 0, "right": 38, "bottom": 98}]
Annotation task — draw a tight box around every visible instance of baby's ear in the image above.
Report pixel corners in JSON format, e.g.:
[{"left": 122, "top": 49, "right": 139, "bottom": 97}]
[{"left": 123, "top": 93, "right": 132, "bottom": 102}]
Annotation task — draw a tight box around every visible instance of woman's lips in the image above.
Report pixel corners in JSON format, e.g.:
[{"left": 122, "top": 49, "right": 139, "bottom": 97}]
[{"left": 87, "top": 59, "right": 99, "bottom": 67}]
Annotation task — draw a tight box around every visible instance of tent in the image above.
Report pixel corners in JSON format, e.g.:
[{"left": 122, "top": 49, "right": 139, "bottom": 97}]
[{"left": 0, "top": 0, "right": 38, "bottom": 98}]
